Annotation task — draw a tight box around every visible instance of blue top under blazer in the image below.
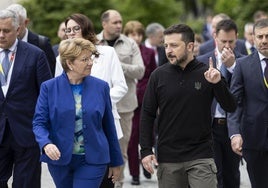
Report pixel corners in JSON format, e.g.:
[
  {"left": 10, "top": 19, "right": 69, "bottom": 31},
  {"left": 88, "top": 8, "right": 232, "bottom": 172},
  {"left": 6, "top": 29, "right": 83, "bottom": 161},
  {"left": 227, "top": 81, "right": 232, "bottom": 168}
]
[{"left": 33, "top": 73, "right": 123, "bottom": 167}]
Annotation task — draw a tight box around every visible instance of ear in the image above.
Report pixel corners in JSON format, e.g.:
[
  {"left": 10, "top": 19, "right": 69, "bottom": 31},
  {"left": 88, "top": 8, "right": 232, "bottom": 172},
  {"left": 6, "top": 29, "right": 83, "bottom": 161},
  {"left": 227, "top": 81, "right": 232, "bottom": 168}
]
[
  {"left": 24, "top": 18, "right": 30, "bottom": 27},
  {"left": 16, "top": 26, "right": 21, "bottom": 36},
  {"left": 66, "top": 59, "right": 74, "bottom": 70},
  {"left": 102, "top": 21, "right": 105, "bottom": 28},
  {"left": 187, "top": 42, "right": 195, "bottom": 52}
]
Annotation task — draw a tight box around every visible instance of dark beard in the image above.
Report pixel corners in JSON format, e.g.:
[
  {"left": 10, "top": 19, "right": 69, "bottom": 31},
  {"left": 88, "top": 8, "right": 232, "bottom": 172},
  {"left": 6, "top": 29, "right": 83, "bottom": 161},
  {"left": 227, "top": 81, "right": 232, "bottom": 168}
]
[{"left": 174, "top": 51, "right": 188, "bottom": 66}]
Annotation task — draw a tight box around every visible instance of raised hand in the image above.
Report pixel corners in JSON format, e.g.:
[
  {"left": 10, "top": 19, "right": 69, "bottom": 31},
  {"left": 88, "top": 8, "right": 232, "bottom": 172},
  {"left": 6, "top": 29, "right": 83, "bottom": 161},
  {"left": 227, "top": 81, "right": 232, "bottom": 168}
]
[
  {"left": 221, "top": 47, "right": 235, "bottom": 67},
  {"left": 204, "top": 57, "right": 221, "bottom": 83}
]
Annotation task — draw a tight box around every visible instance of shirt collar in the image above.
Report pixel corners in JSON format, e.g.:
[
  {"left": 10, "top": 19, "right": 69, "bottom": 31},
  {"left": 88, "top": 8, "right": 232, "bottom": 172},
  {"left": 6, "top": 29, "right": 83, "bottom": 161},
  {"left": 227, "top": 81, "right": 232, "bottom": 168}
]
[
  {"left": 0, "top": 39, "right": 18, "bottom": 52},
  {"left": 21, "top": 28, "right": 28, "bottom": 42}
]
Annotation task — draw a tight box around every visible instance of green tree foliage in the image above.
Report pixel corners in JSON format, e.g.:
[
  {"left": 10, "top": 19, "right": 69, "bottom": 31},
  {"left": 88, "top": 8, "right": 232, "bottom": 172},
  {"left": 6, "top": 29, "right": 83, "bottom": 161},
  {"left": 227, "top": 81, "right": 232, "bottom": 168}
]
[
  {"left": 21, "top": 0, "right": 114, "bottom": 45},
  {"left": 113, "top": 0, "right": 183, "bottom": 28},
  {"left": 19, "top": 0, "right": 268, "bottom": 45},
  {"left": 20, "top": 0, "right": 183, "bottom": 45}
]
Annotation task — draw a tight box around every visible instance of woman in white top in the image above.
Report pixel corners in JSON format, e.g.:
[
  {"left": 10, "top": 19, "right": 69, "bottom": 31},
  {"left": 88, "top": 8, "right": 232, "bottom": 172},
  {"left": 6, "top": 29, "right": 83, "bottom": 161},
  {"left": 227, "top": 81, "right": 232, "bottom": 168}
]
[{"left": 55, "top": 14, "right": 128, "bottom": 141}]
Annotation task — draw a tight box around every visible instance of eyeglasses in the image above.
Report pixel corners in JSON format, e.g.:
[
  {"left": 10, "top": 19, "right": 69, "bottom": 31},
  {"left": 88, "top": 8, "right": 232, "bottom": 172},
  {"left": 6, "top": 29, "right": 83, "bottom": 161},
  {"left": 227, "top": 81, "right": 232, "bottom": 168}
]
[
  {"left": 79, "top": 54, "right": 96, "bottom": 65},
  {"left": 65, "top": 26, "right": 81, "bottom": 34}
]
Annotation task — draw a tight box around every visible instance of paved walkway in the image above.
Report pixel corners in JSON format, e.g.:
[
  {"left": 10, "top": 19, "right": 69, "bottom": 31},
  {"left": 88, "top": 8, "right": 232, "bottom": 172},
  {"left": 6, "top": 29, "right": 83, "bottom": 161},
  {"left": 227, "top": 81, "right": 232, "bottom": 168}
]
[{"left": 9, "top": 159, "right": 251, "bottom": 187}]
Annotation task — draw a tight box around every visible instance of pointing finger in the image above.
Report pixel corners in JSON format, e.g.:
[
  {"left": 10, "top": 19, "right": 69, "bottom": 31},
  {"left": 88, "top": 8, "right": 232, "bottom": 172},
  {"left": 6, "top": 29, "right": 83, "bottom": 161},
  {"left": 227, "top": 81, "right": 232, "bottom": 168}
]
[{"left": 209, "top": 57, "right": 213, "bottom": 68}]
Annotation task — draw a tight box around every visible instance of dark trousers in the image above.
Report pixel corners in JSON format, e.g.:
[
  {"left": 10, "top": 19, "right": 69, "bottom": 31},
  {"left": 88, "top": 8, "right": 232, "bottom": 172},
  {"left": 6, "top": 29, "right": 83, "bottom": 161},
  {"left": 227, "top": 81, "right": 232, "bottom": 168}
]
[
  {"left": 212, "top": 119, "right": 240, "bottom": 188},
  {"left": 127, "top": 106, "right": 141, "bottom": 177},
  {"left": 243, "top": 149, "right": 268, "bottom": 188},
  {"left": 99, "top": 168, "right": 114, "bottom": 188},
  {"left": 0, "top": 123, "right": 41, "bottom": 188}
]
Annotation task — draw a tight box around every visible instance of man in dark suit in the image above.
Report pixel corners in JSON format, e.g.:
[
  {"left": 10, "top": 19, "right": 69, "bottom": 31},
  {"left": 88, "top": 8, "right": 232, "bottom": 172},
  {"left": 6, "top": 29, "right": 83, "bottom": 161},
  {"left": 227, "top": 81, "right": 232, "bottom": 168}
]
[
  {"left": 0, "top": 9, "right": 52, "bottom": 188},
  {"left": 52, "top": 21, "right": 66, "bottom": 57},
  {"left": 197, "top": 19, "right": 242, "bottom": 188},
  {"left": 243, "top": 22, "right": 256, "bottom": 55},
  {"left": 199, "top": 13, "right": 248, "bottom": 56},
  {"left": 200, "top": 38, "right": 248, "bottom": 56},
  {"left": 7, "top": 3, "right": 56, "bottom": 76},
  {"left": 145, "top": 22, "right": 168, "bottom": 66},
  {"left": 228, "top": 18, "right": 268, "bottom": 188}
]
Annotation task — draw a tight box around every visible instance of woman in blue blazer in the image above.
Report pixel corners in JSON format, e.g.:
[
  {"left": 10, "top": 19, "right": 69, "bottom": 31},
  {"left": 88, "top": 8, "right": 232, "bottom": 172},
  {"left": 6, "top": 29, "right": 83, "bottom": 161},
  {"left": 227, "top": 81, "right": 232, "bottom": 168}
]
[{"left": 33, "top": 38, "right": 123, "bottom": 188}]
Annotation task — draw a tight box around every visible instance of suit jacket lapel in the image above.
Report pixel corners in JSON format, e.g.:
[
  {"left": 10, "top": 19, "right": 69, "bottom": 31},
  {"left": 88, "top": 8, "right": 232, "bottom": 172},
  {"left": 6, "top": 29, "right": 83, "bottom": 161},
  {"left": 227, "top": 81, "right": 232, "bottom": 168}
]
[
  {"left": 8, "top": 41, "right": 28, "bottom": 91},
  {"left": 249, "top": 52, "right": 267, "bottom": 92}
]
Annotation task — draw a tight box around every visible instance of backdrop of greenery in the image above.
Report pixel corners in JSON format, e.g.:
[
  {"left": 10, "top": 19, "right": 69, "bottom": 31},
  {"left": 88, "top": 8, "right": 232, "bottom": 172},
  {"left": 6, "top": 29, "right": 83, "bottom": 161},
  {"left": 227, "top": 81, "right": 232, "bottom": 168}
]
[{"left": 19, "top": 0, "right": 268, "bottom": 45}]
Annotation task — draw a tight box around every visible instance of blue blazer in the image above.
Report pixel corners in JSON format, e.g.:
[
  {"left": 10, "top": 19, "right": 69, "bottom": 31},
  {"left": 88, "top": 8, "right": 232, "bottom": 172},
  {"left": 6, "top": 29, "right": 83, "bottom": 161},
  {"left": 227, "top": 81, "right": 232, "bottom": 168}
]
[
  {"left": 228, "top": 51, "right": 268, "bottom": 150},
  {"left": 0, "top": 40, "right": 52, "bottom": 146},
  {"left": 33, "top": 73, "right": 123, "bottom": 167}
]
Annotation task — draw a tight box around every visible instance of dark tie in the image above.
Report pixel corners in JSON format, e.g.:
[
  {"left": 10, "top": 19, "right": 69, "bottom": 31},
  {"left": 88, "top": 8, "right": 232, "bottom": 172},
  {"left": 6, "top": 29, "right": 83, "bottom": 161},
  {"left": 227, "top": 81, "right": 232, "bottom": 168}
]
[
  {"left": 250, "top": 46, "right": 255, "bottom": 54},
  {"left": 1, "top": 49, "right": 11, "bottom": 85},
  {"left": 264, "top": 58, "right": 268, "bottom": 88},
  {"left": 220, "top": 63, "right": 231, "bottom": 83}
]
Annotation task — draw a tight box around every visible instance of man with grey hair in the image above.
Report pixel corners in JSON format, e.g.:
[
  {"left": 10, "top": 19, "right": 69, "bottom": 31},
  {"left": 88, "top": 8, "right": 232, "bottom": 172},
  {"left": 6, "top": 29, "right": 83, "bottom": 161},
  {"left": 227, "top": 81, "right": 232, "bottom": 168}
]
[
  {"left": 0, "top": 9, "right": 52, "bottom": 188},
  {"left": 243, "top": 22, "right": 255, "bottom": 54},
  {"left": 6, "top": 3, "right": 56, "bottom": 76},
  {"left": 145, "top": 22, "right": 168, "bottom": 66}
]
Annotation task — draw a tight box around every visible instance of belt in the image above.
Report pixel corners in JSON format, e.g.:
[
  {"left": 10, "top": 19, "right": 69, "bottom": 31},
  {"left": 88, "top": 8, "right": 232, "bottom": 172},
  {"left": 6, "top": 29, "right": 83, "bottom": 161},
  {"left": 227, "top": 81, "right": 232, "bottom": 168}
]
[{"left": 214, "top": 118, "right": 227, "bottom": 125}]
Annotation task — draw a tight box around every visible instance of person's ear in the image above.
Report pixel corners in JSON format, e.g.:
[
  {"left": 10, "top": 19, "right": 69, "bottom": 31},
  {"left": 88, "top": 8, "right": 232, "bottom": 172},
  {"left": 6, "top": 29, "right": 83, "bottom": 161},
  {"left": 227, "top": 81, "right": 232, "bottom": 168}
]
[{"left": 24, "top": 18, "right": 30, "bottom": 27}]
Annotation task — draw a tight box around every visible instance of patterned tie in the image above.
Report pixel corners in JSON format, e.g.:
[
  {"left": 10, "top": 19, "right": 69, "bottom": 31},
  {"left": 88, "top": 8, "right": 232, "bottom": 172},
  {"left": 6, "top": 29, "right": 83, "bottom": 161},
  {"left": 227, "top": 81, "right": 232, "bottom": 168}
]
[
  {"left": 1, "top": 49, "right": 11, "bottom": 85},
  {"left": 264, "top": 58, "right": 268, "bottom": 88}
]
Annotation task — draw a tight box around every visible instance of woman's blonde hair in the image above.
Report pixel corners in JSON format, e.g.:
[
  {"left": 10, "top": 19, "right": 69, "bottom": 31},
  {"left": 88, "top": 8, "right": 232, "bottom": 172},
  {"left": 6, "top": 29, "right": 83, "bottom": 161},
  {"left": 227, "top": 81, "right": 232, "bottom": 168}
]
[
  {"left": 59, "top": 38, "right": 98, "bottom": 72},
  {"left": 123, "top": 20, "right": 145, "bottom": 37}
]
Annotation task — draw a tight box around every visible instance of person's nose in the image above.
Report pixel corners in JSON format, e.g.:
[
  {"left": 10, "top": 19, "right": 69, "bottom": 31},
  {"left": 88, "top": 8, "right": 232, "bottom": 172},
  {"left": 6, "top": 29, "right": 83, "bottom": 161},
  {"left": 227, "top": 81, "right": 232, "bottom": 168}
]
[{"left": 0, "top": 31, "right": 5, "bottom": 37}]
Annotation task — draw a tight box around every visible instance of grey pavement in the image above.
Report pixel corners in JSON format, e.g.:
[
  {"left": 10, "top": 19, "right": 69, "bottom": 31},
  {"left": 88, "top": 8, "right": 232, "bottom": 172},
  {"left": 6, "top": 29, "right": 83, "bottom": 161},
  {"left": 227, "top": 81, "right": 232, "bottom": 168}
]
[{"left": 9, "top": 159, "right": 251, "bottom": 187}]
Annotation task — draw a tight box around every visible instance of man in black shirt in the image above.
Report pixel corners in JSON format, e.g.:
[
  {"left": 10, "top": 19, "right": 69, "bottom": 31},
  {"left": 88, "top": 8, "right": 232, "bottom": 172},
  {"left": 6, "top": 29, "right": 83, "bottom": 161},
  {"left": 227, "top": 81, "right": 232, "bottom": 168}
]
[{"left": 140, "top": 24, "right": 236, "bottom": 188}]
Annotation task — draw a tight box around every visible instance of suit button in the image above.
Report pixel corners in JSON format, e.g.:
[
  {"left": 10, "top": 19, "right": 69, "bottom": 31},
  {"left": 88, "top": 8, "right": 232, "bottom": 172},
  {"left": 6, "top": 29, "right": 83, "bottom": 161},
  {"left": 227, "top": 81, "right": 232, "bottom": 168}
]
[{"left": 83, "top": 124, "right": 87, "bottom": 129}]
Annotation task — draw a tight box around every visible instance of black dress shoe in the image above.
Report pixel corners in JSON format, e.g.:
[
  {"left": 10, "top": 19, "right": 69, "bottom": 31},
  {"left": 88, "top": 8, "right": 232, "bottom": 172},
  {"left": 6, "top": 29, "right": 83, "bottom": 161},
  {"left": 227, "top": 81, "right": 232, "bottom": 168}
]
[
  {"left": 131, "top": 176, "right": 140, "bottom": 185},
  {"left": 143, "top": 167, "right": 152, "bottom": 179}
]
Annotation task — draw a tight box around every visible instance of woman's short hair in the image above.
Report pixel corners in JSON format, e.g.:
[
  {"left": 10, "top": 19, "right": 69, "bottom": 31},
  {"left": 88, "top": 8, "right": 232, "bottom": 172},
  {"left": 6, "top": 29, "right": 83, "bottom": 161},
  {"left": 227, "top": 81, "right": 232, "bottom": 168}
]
[
  {"left": 59, "top": 38, "right": 97, "bottom": 72},
  {"left": 123, "top": 20, "right": 145, "bottom": 37}
]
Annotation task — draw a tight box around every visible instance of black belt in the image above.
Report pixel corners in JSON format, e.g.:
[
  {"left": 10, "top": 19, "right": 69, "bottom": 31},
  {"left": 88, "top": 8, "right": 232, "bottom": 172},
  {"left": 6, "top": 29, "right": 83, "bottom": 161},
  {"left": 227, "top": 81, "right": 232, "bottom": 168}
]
[{"left": 214, "top": 118, "right": 227, "bottom": 125}]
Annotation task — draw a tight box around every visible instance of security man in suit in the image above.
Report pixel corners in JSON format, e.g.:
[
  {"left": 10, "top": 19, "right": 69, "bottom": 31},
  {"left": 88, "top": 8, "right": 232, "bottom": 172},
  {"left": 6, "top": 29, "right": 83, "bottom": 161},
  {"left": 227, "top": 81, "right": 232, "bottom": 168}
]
[
  {"left": 228, "top": 18, "right": 268, "bottom": 188},
  {"left": 197, "top": 19, "right": 243, "bottom": 188},
  {"left": 0, "top": 9, "right": 52, "bottom": 188}
]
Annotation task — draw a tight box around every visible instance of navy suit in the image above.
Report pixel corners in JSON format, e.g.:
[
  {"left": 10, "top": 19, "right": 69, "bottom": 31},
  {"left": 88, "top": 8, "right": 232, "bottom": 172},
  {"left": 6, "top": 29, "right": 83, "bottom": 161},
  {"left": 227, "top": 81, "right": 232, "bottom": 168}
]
[
  {"left": 228, "top": 51, "right": 268, "bottom": 188},
  {"left": 199, "top": 39, "right": 248, "bottom": 56},
  {"left": 0, "top": 40, "right": 52, "bottom": 188},
  {"left": 157, "top": 45, "right": 168, "bottom": 66},
  {"left": 28, "top": 30, "right": 56, "bottom": 76},
  {"left": 197, "top": 50, "right": 243, "bottom": 188}
]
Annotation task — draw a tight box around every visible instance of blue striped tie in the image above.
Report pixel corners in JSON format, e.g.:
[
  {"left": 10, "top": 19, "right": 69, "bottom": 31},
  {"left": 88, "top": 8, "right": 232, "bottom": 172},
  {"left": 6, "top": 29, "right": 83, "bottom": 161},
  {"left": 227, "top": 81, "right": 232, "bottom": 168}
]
[{"left": 1, "top": 49, "right": 11, "bottom": 85}]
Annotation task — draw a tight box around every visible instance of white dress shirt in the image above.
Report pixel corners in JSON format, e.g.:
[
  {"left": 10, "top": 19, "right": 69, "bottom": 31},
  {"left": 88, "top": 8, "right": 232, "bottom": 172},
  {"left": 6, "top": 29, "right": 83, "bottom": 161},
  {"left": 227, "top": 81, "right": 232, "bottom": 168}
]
[{"left": 1, "top": 39, "right": 18, "bottom": 97}]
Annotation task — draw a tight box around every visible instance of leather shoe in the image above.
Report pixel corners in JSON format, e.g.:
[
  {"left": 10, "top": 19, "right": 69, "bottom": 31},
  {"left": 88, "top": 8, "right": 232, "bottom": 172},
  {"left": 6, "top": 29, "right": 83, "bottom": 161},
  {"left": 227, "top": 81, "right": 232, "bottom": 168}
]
[{"left": 131, "top": 176, "right": 140, "bottom": 185}]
